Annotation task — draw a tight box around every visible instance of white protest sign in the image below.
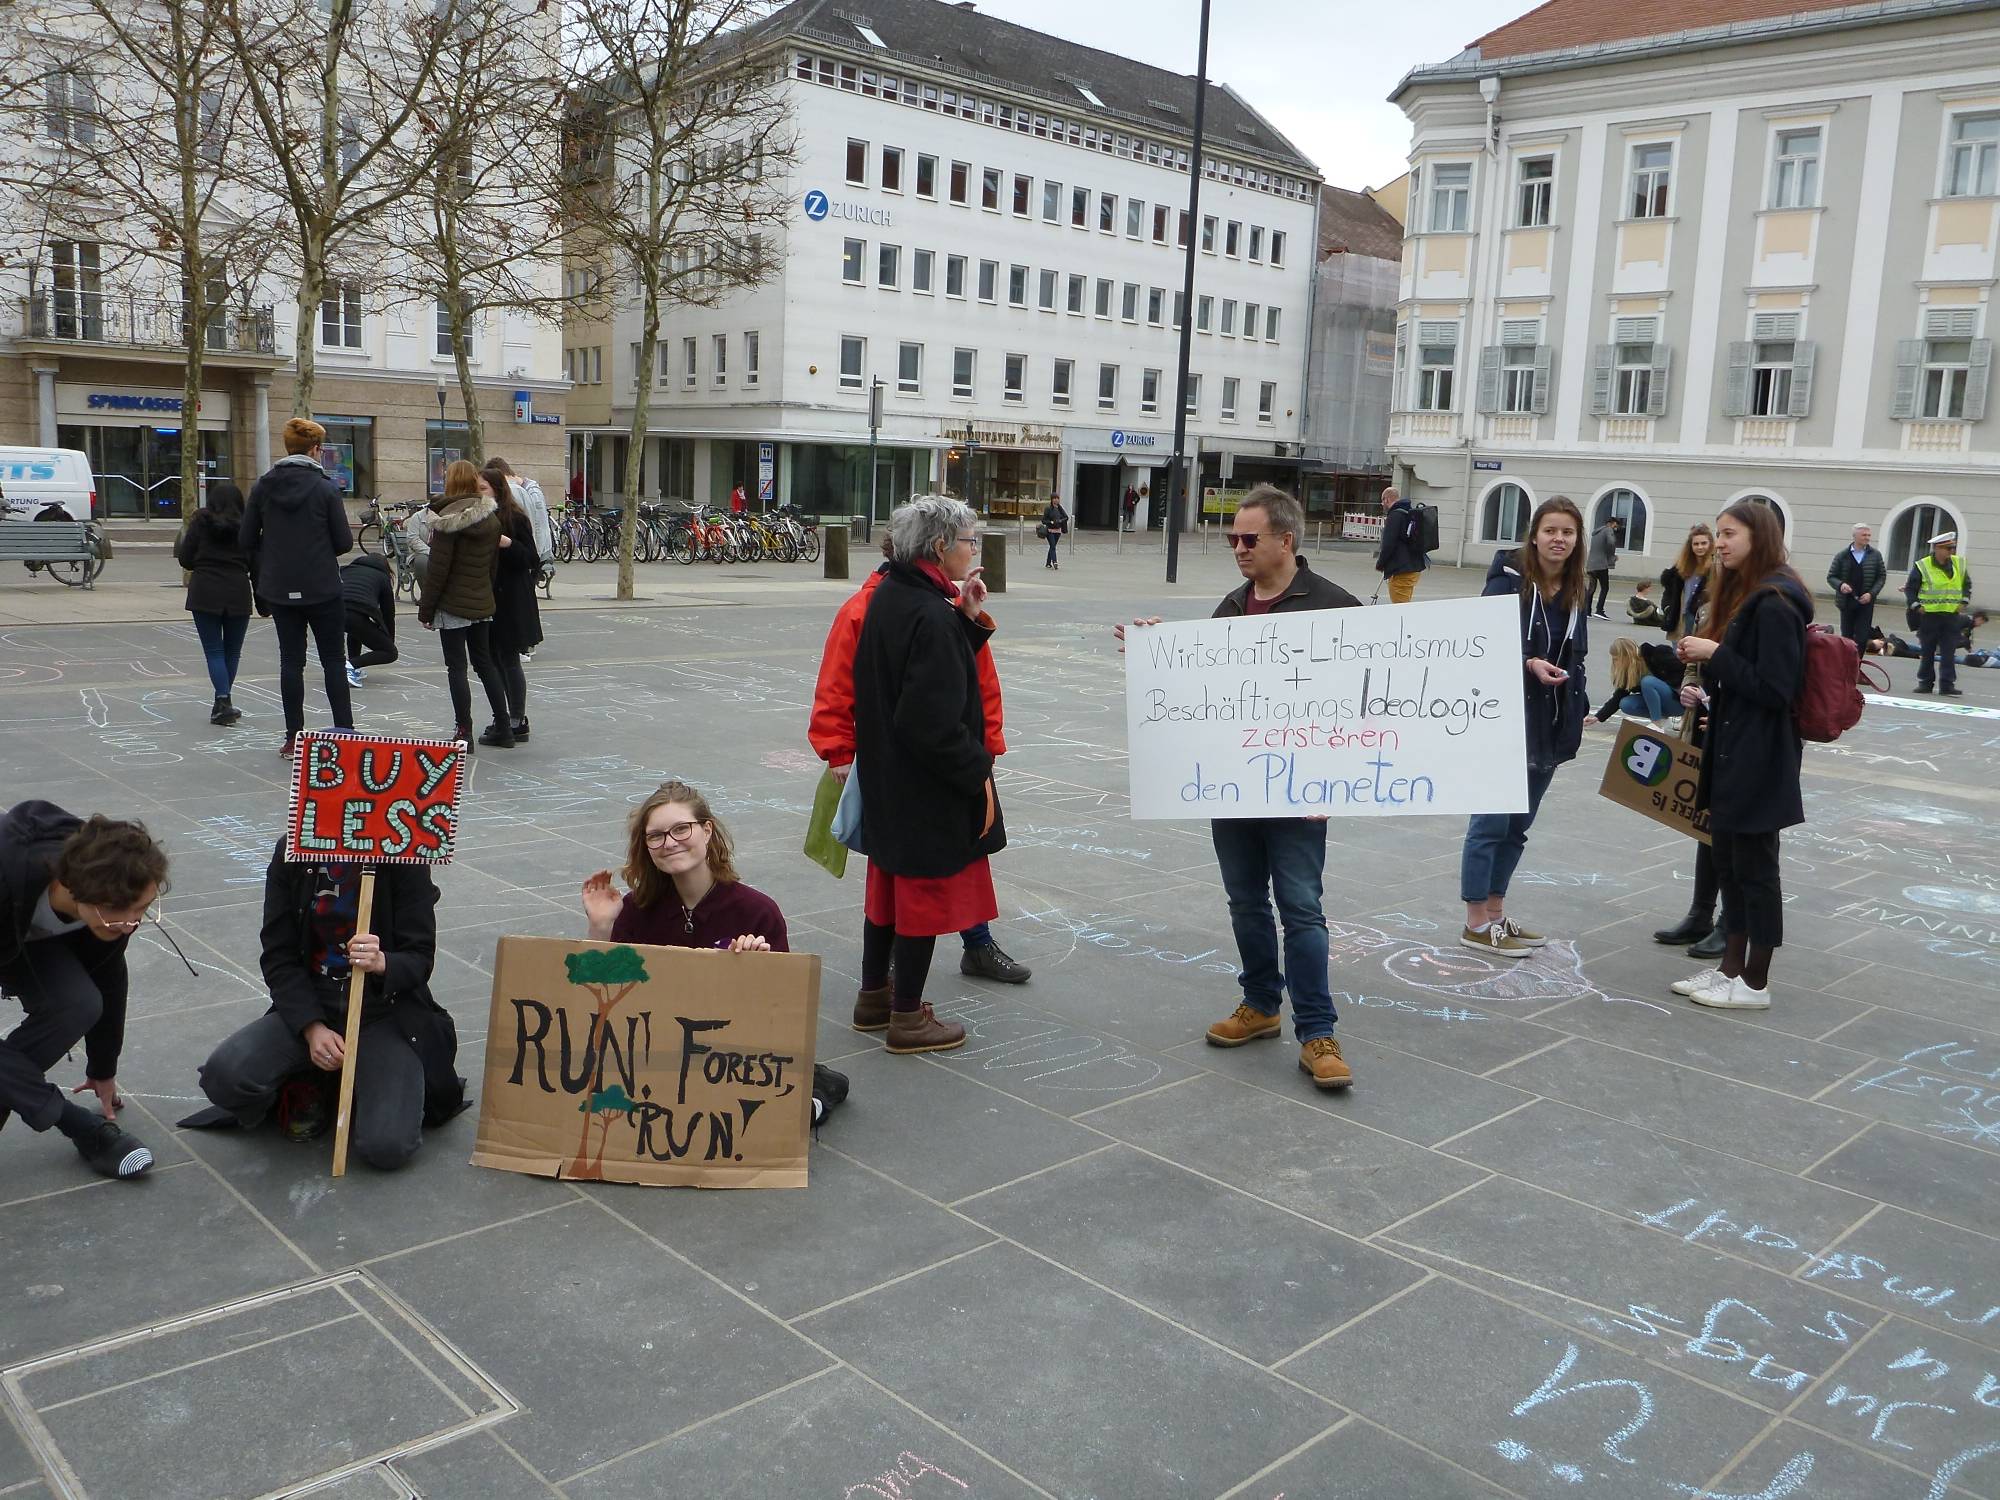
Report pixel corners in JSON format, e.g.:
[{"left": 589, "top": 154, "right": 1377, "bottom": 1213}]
[{"left": 1124, "top": 594, "right": 1529, "bottom": 819}]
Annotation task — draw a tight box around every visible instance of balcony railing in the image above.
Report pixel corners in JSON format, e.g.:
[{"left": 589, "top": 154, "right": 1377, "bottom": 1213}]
[{"left": 20, "top": 291, "right": 276, "bottom": 355}]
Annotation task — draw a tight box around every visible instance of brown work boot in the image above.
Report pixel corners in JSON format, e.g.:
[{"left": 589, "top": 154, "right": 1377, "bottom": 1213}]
[
  {"left": 885, "top": 1003, "right": 966, "bottom": 1054},
  {"left": 1299, "top": 1037, "right": 1353, "bottom": 1090},
  {"left": 1206, "top": 1003, "right": 1282, "bottom": 1047},
  {"left": 852, "top": 985, "right": 891, "bottom": 1032}
]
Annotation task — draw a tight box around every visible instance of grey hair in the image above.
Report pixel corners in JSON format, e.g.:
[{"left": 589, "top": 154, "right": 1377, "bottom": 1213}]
[{"left": 888, "top": 495, "right": 977, "bottom": 564}]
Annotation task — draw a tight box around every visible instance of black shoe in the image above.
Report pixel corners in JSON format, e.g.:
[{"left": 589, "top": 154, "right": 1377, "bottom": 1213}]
[
  {"left": 209, "top": 696, "right": 241, "bottom": 726},
  {"left": 1688, "top": 927, "right": 1727, "bottom": 960},
  {"left": 1942, "top": 686, "right": 1964, "bottom": 697},
  {"left": 277, "top": 1076, "right": 332, "bottom": 1142},
  {"left": 1914, "top": 684, "right": 1934, "bottom": 694},
  {"left": 511, "top": 717, "right": 530, "bottom": 742},
  {"left": 960, "top": 943, "right": 1031, "bottom": 983},
  {"left": 1653, "top": 912, "right": 1714, "bottom": 945},
  {"left": 74, "top": 1120, "right": 153, "bottom": 1178},
  {"left": 478, "top": 723, "right": 516, "bottom": 747}
]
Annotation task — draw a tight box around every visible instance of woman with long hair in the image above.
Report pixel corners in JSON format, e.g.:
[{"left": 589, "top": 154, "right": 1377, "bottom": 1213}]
[
  {"left": 1459, "top": 495, "right": 1587, "bottom": 957},
  {"left": 176, "top": 480, "right": 254, "bottom": 726},
  {"left": 416, "top": 460, "right": 513, "bottom": 748},
  {"left": 1672, "top": 502, "right": 1811, "bottom": 1009},
  {"left": 481, "top": 464, "right": 542, "bottom": 747},
  {"left": 1661, "top": 524, "right": 1716, "bottom": 639},
  {"left": 1586, "top": 638, "right": 1678, "bottom": 728},
  {"left": 581, "top": 780, "right": 785, "bottom": 951}
]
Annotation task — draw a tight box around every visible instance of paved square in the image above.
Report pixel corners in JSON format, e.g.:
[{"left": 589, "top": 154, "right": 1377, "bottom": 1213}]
[{"left": 2, "top": 537, "right": 1998, "bottom": 1499}]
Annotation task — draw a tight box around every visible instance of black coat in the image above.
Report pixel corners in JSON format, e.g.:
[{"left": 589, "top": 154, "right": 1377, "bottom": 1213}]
[
  {"left": 490, "top": 509, "right": 544, "bottom": 654},
  {"left": 1484, "top": 551, "right": 1587, "bottom": 772},
  {"left": 340, "top": 554, "right": 396, "bottom": 630},
  {"left": 1213, "top": 556, "right": 1362, "bottom": 618},
  {"left": 853, "top": 561, "right": 1005, "bottom": 878},
  {"left": 1375, "top": 500, "right": 1428, "bottom": 577},
  {"left": 1041, "top": 503, "right": 1068, "bottom": 536},
  {"left": 176, "top": 511, "right": 254, "bottom": 616},
  {"left": 1659, "top": 565, "right": 1687, "bottom": 635},
  {"left": 1696, "top": 576, "right": 1811, "bottom": 834},
  {"left": 241, "top": 456, "right": 352, "bottom": 607},
  {"left": 257, "top": 845, "right": 465, "bottom": 1124},
  {"left": 1827, "top": 546, "right": 1888, "bottom": 602},
  {"left": 0, "top": 801, "right": 130, "bottom": 1080}
]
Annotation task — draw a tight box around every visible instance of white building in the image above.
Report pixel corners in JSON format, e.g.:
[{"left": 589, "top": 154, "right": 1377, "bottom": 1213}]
[
  {"left": 1388, "top": 0, "right": 2000, "bottom": 587},
  {"left": 574, "top": 0, "right": 1321, "bottom": 530}
]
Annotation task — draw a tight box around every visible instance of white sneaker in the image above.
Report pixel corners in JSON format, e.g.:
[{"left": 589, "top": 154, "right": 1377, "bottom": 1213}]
[
  {"left": 1691, "top": 976, "right": 1771, "bottom": 1010},
  {"left": 1670, "top": 968, "right": 1719, "bottom": 997},
  {"left": 346, "top": 664, "right": 365, "bottom": 687}
]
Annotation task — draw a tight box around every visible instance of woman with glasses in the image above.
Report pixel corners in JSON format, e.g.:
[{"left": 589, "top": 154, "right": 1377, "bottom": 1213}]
[{"left": 582, "top": 781, "right": 786, "bottom": 952}]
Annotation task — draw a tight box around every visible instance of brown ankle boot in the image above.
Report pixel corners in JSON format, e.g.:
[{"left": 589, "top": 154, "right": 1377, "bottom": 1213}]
[
  {"left": 885, "top": 1003, "right": 965, "bottom": 1054},
  {"left": 852, "top": 985, "right": 891, "bottom": 1032}
]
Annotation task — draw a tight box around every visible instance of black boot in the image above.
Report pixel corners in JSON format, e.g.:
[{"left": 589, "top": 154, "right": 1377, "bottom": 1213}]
[
  {"left": 1688, "top": 927, "right": 1727, "bottom": 960},
  {"left": 210, "top": 696, "right": 242, "bottom": 726},
  {"left": 478, "top": 722, "right": 516, "bottom": 748},
  {"left": 1653, "top": 910, "right": 1714, "bottom": 945},
  {"left": 511, "top": 717, "right": 530, "bottom": 742}
]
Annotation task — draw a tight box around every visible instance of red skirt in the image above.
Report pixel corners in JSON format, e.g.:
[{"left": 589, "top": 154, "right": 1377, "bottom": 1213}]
[{"left": 865, "top": 858, "right": 997, "bottom": 937}]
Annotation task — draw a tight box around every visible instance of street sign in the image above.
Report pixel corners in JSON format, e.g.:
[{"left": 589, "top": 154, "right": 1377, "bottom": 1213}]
[
  {"left": 758, "top": 443, "right": 775, "bottom": 503},
  {"left": 1473, "top": 459, "right": 1503, "bottom": 471}
]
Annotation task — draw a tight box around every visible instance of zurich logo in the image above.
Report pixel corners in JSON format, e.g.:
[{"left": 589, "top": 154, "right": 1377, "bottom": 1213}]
[
  {"left": 803, "top": 190, "right": 829, "bottom": 221},
  {"left": 1110, "top": 430, "right": 1126, "bottom": 448}
]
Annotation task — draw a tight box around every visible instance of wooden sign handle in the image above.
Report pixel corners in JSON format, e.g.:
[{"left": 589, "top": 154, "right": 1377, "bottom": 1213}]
[{"left": 330, "top": 868, "right": 377, "bottom": 1178}]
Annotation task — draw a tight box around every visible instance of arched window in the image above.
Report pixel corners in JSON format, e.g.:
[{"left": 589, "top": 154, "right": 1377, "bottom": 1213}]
[
  {"left": 1887, "top": 500, "right": 1963, "bottom": 574},
  {"left": 1723, "top": 490, "right": 1792, "bottom": 542},
  {"left": 1592, "top": 487, "right": 1649, "bottom": 552},
  {"left": 1481, "top": 482, "right": 1531, "bottom": 542}
]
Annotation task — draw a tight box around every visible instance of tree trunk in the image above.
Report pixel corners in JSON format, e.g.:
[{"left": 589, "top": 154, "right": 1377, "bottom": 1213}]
[
  {"left": 618, "top": 288, "right": 660, "bottom": 602},
  {"left": 566, "top": 1001, "right": 611, "bottom": 1177},
  {"left": 174, "top": 7, "right": 206, "bottom": 525},
  {"left": 453, "top": 317, "right": 483, "bottom": 467},
  {"left": 292, "top": 244, "right": 324, "bottom": 419}
]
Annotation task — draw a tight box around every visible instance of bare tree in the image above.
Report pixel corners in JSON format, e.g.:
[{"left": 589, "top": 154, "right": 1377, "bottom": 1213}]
[{"left": 560, "top": 0, "right": 796, "bottom": 599}]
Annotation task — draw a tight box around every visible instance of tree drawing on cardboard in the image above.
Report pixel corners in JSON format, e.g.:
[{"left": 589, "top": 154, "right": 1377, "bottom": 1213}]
[
  {"left": 562, "top": 946, "right": 649, "bottom": 1178},
  {"left": 580, "top": 1084, "right": 638, "bottom": 1177}
]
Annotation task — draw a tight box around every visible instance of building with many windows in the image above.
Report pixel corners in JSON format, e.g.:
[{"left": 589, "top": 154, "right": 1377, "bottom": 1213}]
[
  {"left": 571, "top": 0, "right": 1321, "bottom": 529},
  {"left": 1388, "top": 0, "right": 2000, "bottom": 585}
]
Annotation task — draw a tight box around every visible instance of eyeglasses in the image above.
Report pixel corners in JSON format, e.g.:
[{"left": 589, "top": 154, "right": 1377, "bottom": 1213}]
[
  {"left": 82, "top": 901, "right": 155, "bottom": 932},
  {"left": 643, "top": 821, "right": 702, "bottom": 849},
  {"left": 954, "top": 533, "right": 978, "bottom": 546},
  {"left": 1225, "top": 531, "right": 1276, "bottom": 550}
]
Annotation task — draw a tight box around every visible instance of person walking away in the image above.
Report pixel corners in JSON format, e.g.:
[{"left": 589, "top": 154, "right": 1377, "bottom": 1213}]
[
  {"left": 851, "top": 498, "right": 1009, "bottom": 1055},
  {"left": 1904, "top": 529, "right": 1973, "bottom": 696},
  {"left": 1661, "top": 524, "right": 1715, "bottom": 640},
  {"left": 241, "top": 417, "right": 354, "bottom": 757},
  {"left": 340, "top": 554, "right": 398, "bottom": 679},
  {"left": 1041, "top": 494, "right": 1068, "bottom": 569},
  {"left": 416, "top": 461, "right": 512, "bottom": 748},
  {"left": 1373, "top": 486, "right": 1428, "bottom": 604},
  {"left": 177, "top": 480, "right": 254, "bottom": 725},
  {"left": 1671, "top": 501, "right": 1811, "bottom": 1009},
  {"left": 1827, "top": 523, "right": 1886, "bottom": 655},
  {"left": 1116, "top": 486, "right": 1364, "bottom": 1089},
  {"left": 483, "top": 465, "right": 542, "bottom": 745},
  {"left": 0, "top": 803, "right": 168, "bottom": 1178},
  {"left": 1460, "top": 496, "right": 1588, "bottom": 957},
  {"left": 1585, "top": 514, "right": 1621, "bottom": 619}
]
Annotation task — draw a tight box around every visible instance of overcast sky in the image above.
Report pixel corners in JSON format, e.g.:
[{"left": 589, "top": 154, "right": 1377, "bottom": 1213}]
[{"left": 971, "top": 0, "right": 1514, "bottom": 191}]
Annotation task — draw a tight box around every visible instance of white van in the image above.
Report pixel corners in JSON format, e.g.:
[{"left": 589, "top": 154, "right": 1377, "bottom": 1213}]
[{"left": 0, "top": 446, "right": 96, "bottom": 521}]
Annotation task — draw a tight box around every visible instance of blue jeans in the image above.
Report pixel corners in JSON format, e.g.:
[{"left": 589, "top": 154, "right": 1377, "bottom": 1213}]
[
  {"left": 1460, "top": 764, "right": 1557, "bottom": 904},
  {"left": 1622, "top": 677, "right": 1675, "bottom": 720},
  {"left": 191, "top": 610, "right": 248, "bottom": 698},
  {"left": 1210, "top": 818, "right": 1336, "bottom": 1041}
]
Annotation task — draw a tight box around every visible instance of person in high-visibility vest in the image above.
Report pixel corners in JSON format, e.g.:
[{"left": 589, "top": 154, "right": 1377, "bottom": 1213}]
[{"left": 1903, "top": 529, "right": 1973, "bottom": 695}]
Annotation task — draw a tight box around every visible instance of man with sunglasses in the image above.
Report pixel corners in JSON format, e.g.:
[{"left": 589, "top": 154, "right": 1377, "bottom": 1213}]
[
  {"left": 1117, "top": 486, "right": 1362, "bottom": 1090},
  {"left": 0, "top": 801, "right": 168, "bottom": 1177}
]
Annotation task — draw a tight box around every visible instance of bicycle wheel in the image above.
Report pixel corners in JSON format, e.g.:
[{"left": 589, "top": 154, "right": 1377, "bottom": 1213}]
[
  {"left": 737, "top": 530, "right": 763, "bottom": 563},
  {"left": 48, "top": 553, "right": 101, "bottom": 588},
  {"left": 672, "top": 526, "right": 699, "bottom": 564},
  {"left": 799, "top": 525, "right": 820, "bottom": 563},
  {"left": 356, "top": 522, "right": 383, "bottom": 555},
  {"left": 554, "top": 528, "right": 575, "bottom": 563}
]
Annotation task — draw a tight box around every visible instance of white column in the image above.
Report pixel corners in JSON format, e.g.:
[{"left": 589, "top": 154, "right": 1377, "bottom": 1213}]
[
  {"left": 1677, "top": 108, "right": 1740, "bottom": 444},
  {"left": 1833, "top": 88, "right": 1905, "bottom": 440},
  {"left": 691, "top": 438, "right": 714, "bottom": 506},
  {"left": 33, "top": 366, "right": 58, "bottom": 445},
  {"left": 252, "top": 379, "right": 272, "bottom": 472}
]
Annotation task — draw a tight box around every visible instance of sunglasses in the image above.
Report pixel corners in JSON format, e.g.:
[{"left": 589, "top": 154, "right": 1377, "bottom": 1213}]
[{"left": 1225, "top": 531, "right": 1276, "bottom": 550}]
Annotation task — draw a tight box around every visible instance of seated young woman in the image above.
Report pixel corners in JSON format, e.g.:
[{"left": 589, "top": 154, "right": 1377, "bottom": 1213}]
[{"left": 581, "top": 780, "right": 787, "bottom": 953}]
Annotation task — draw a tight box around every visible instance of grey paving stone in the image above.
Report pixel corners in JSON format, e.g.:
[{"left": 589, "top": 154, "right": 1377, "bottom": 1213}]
[
  {"left": 296, "top": 1469, "right": 407, "bottom": 1499},
  {"left": 1573, "top": 944, "right": 1877, "bottom": 1042},
  {"left": 961, "top": 1145, "right": 1424, "bottom": 1363},
  {"left": 1824, "top": 1059, "right": 2000, "bottom": 1156},
  {"left": 1529, "top": 993, "right": 1872, "bottom": 1099},
  {"left": 0, "top": 1121, "right": 194, "bottom": 1211},
  {"left": 1084, "top": 1071, "right": 1487, "bottom": 1237},
  {"left": 1827, "top": 965, "right": 2000, "bottom": 1037},
  {"left": 0, "top": 1409, "right": 39, "bottom": 1489},
  {"left": 925, "top": 992, "right": 1203, "bottom": 1117},
  {"left": 1328, "top": 988, "right": 1575, "bottom": 1076},
  {"left": 1820, "top": 1009, "right": 2000, "bottom": 1085},
  {"left": 1689, "top": 1425, "right": 1962, "bottom": 1500},
  {"left": 1787, "top": 1318, "right": 2000, "bottom": 1489},
  {"left": 387, "top": 1432, "right": 559, "bottom": 1500},
  {"left": 800, "top": 1242, "right": 1339, "bottom": 1499},
  {"left": 1807, "top": 1125, "right": 2000, "bottom": 1240},
  {"left": 563, "top": 1368, "right": 1047, "bottom": 1500},
  {"left": 1802, "top": 1206, "right": 2000, "bottom": 1353},
  {"left": 1230, "top": 1418, "right": 1514, "bottom": 1499}
]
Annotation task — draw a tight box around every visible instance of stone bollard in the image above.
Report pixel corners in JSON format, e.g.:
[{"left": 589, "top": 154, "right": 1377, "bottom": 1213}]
[
  {"left": 980, "top": 530, "right": 1007, "bottom": 593},
  {"left": 822, "top": 523, "right": 849, "bottom": 580}
]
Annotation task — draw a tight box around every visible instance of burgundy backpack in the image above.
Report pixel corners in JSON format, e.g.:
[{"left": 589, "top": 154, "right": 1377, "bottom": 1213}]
[{"left": 1795, "top": 624, "right": 1865, "bottom": 742}]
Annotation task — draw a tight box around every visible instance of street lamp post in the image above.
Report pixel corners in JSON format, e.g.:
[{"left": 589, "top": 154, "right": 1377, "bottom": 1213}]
[
  {"left": 1163, "top": 0, "right": 1213, "bottom": 585},
  {"left": 865, "top": 376, "right": 883, "bottom": 542},
  {"left": 433, "top": 377, "right": 448, "bottom": 495}
]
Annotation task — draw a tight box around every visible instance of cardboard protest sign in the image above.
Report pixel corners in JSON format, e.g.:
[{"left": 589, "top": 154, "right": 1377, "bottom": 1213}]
[
  {"left": 1597, "top": 719, "right": 1710, "bottom": 844},
  {"left": 472, "top": 937, "right": 820, "bottom": 1189},
  {"left": 286, "top": 730, "right": 467, "bottom": 863},
  {"left": 1124, "top": 595, "right": 1528, "bottom": 819}
]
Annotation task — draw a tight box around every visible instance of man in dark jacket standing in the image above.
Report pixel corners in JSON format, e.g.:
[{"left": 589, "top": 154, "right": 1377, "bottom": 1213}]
[
  {"left": 1373, "top": 486, "right": 1427, "bottom": 603},
  {"left": 340, "top": 553, "right": 398, "bottom": 682},
  {"left": 242, "top": 417, "right": 354, "bottom": 756},
  {"left": 1585, "top": 516, "right": 1622, "bottom": 619},
  {"left": 0, "top": 802, "right": 168, "bottom": 1177},
  {"left": 1116, "top": 486, "right": 1362, "bottom": 1090},
  {"left": 1826, "top": 523, "right": 1887, "bottom": 653}
]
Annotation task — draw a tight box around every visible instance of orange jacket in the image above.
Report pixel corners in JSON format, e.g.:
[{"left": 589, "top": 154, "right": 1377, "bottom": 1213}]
[{"left": 810, "top": 566, "right": 1006, "bottom": 765}]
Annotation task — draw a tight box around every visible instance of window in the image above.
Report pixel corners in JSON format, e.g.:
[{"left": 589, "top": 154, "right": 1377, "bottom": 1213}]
[
  {"left": 710, "top": 333, "right": 727, "bottom": 385},
  {"left": 1594, "top": 488, "right": 1650, "bottom": 551},
  {"left": 433, "top": 299, "right": 474, "bottom": 358},
  {"left": 1008, "top": 264, "right": 1028, "bottom": 307},
  {"left": 950, "top": 160, "right": 970, "bottom": 204},
  {"left": 1121, "top": 283, "right": 1139, "bottom": 321},
  {"left": 1614, "top": 341, "right": 1655, "bottom": 414},
  {"left": 1265, "top": 307, "right": 1281, "bottom": 342},
  {"left": 1922, "top": 337, "right": 1973, "bottom": 418},
  {"left": 679, "top": 336, "right": 696, "bottom": 388},
  {"left": 1013, "top": 173, "right": 1031, "bottom": 216},
  {"left": 1038, "top": 268, "right": 1057, "bottom": 311},
  {"left": 1220, "top": 299, "right": 1236, "bottom": 336},
  {"left": 1269, "top": 230, "right": 1286, "bottom": 266},
  {"left": 898, "top": 341, "right": 921, "bottom": 394},
  {"left": 1043, "top": 180, "right": 1061, "bottom": 222},
  {"left": 1225, "top": 220, "right": 1242, "bottom": 256},
  {"left": 846, "top": 139, "right": 868, "bottom": 186},
  {"left": 1097, "top": 363, "right": 1118, "bottom": 410},
  {"left": 198, "top": 89, "right": 225, "bottom": 165},
  {"left": 1004, "top": 353, "right": 1025, "bottom": 402},
  {"left": 1592, "top": 319, "right": 1671, "bottom": 417},
  {"left": 1153, "top": 204, "right": 1170, "bottom": 243},
  {"left": 43, "top": 67, "right": 98, "bottom": 145},
  {"left": 1946, "top": 114, "right": 2000, "bottom": 198},
  {"left": 1630, "top": 143, "right": 1672, "bottom": 218},
  {"left": 1067, "top": 273, "right": 1085, "bottom": 314},
  {"left": 1178, "top": 211, "right": 1191, "bottom": 248},
  {"left": 1093, "top": 192, "right": 1111, "bottom": 233},
  {"left": 1750, "top": 340, "right": 1797, "bottom": 415},
  {"left": 1221, "top": 376, "right": 1239, "bottom": 420},
  {"left": 953, "top": 347, "right": 975, "bottom": 398},
  {"left": 840, "top": 335, "right": 865, "bottom": 390},
  {"left": 913, "top": 248, "right": 934, "bottom": 293},
  {"left": 1248, "top": 226, "right": 1264, "bottom": 261},
  {"left": 320, "top": 283, "right": 362, "bottom": 349},
  {"left": 916, "top": 153, "right": 937, "bottom": 198},
  {"left": 842, "top": 238, "right": 864, "bottom": 284},
  {"left": 1428, "top": 164, "right": 1470, "bottom": 232},
  {"left": 1417, "top": 331, "right": 1456, "bottom": 411},
  {"left": 1244, "top": 302, "right": 1261, "bottom": 341},
  {"left": 1184, "top": 373, "right": 1201, "bottom": 414},
  {"left": 1769, "top": 128, "right": 1819, "bottom": 209},
  {"left": 946, "top": 254, "right": 966, "bottom": 298},
  {"left": 1173, "top": 291, "right": 1185, "bottom": 330},
  {"left": 1516, "top": 155, "right": 1553, "bottom": 227},
  {"left": 745, "top": 331, "right": 760, "bottom": 387},
  {"left": 1257, "top": 381, "right": 1276, "bottom": 424},
  {"left": 1501, "top": 342, "right": 1538, "bottom": 413},
  {"left": 1127, "top": 199, "right": 1144, "bottom": 238},
  {"left": 1052, "top": 359, "right": 1073, "bottom": 405},
  {"left": 1094, "top": 278, "right": 1112, "bottom": 318},
  {"left": 982, "top": 167, "right": 1001, "bottom": 210},
  {"left": 1197, "top": 295, "right": 1213, "bottom": 333},
  {"left": 878, "top": 145, "right": 902, "bottom": 193},
  {"left": 1140, "top": 368, "right": 1160, "bottom": 414},
  {"left": 1072, "top": 186, "right": 1089, "bottom": 227},
  {"left": 1482, "top": 483, "right": 1532, "bottom": 542},
  {"left": 878, "top": 244, "right": 900, "bottom": 288},
  {"left": 1147, "top": 288, "right": 1164, "bottom": 326},
  {"left": 978, "top": 259, "right": 998, "bottom": 302},
  {"left": 338, "top": 114, "right": 362, "bottom": 177},
  {"left": 1888, "top": 502, "right": 1958, "bottom": 571}
]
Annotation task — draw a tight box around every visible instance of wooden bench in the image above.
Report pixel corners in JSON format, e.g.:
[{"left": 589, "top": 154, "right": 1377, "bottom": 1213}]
[{"left": 0, "top": 519, "right": 106, "bottom": 587}]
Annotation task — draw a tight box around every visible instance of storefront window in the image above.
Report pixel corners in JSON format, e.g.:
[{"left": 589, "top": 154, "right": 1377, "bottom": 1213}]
[
  {"left": 425, "top": 419, "right": 469, "bottom": 495},
  {"left": 59, "top": 422, "right": 232, "bottom": 517},
  {"left": 790, "top": 443, "right": 931, "bottom": 520},
  {"left": 316, "top": 414, "right": 374, "bottom": 497}
]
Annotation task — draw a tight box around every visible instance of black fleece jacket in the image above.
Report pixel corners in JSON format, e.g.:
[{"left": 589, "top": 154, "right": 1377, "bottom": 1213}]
[{"left": 0, "top": 801, "right": 130, "bottom": 1079}]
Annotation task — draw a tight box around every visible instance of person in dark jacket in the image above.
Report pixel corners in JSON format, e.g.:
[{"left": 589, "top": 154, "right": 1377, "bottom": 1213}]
[
  {"left": 417, "top": 460, "right": 512, "bottom": 748},
  {"left": 1826, "top": 523, "right": 1887, "bottom": 655},
  {"left": 177, "top": 480, "right": 254, "bottom": 725},
  {"left": 1673, "top": 499, "right": 1811, "bottom": 1011},
  {"left": 1373, "top": 486, "right": 1428, "bottom": 603},
  {"left": 1659, "top": 524, "right": 1713, "bottom": 639},
  {"left": 192, "top": 843, "right": 461, "bottom": 1169},
  {"left": 1460, "top": 495, "right": 1588, "bottom": 958},
  {"left": 0, "top": 803, "right": 168, "bottom": 1178},
  {"left": 1117, "top": 485, "right": 1364, "bottom": 1091},
  {"left": 340, "top": 554, "right": 397, "bottom": 678},
  {"left": 482, "top": 463, "right": 543, "bottom": 746},
  {"left": 241, "top": 417, "right": 354, "bottom": 756},
  {"left": 851, "top": 497, "right": 1003, "bottom": 1055},
  {"left": 1584, "top": 515, "right": 1622, "bottom": 619},
  {"left": 1040, "top": 495, "right": 1068, "bottom": 569}
]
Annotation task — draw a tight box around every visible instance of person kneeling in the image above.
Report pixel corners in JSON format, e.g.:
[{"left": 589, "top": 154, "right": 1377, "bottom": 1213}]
[{"left": 193, "top": 844, "right": 463, "bottom": 1170}]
